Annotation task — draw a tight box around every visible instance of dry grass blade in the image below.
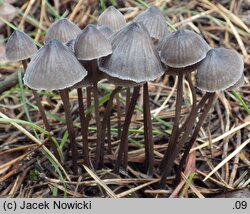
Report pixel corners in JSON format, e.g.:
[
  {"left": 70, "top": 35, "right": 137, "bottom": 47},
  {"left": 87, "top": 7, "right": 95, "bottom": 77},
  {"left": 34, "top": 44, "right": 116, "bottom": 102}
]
[
  {"left": 0, "top": 111, "right": 70, "bottom": 181},
  {"left": 191, "top": 122, "right": 250, "bottom": 151},
  {"left": 83, "top": 165, "right": 118, "bottom": 198},
  {"left": 117, "top": 180, "right": 158, "bottom": 198},
  {"left": 204, "top": 138, "right": 250, "bottom": 181}
]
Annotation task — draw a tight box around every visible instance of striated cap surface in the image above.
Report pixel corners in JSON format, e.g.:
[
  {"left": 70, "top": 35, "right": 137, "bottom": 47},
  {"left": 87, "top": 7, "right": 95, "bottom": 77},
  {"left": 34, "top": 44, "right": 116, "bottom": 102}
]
[
  {"left": 196, "top": 48, "right": 244, "bottom": 92},
  {"left": 6, "top": 30, "right": 38, "bottom": 61},
  {"left": 134, "top": 6, "right": 169, "bottom": 40},
  {"left": 98, "top": 22, "right": 164, "bottom": 83},
  {"left": 74, "top": 24, "right": 112, "bottom": 60},
  {"left": 98, "top": 6, "right": 126, "bottom": 31},
  {"left": 45, "top": 18, "right": 81, "bottom": 43},
  {"left": 23, "top": 39, "right": 87, "bottom": 90},
  {"left": 159, "top": 29, "right": 210, "bottom": 68}
]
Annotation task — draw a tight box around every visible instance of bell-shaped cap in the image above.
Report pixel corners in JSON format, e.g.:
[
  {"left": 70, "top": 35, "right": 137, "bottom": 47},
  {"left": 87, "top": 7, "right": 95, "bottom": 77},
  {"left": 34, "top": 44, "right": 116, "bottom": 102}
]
[
  {"left": 97, "top": 6, "right": 126, "bottom": 31},
  {"left": 98, "top": 22, "right": 164, "bottom": 83},
  {"left": 45, "top": 18, "right": 81, "bottom": 43},
  {"left": 196, "top": 48, "right": 244, "bottom": 92},
  {"left": 133, "top": 6, "right": 169, "bottom": 40},
  {"left": 6, "top": 30, "right": 38, "bottom": 61},
  {"left": 23, "top": 39, "right": 87, "bottom": 90},
  {"left": 159, "top": 29, "right": 210, "bottom": 68},
  {"left": 97, "top": 25, "right": 114, "bottom": 39},
  {"left": 74, "top": 24, "right": 112, "bottom": 60}
]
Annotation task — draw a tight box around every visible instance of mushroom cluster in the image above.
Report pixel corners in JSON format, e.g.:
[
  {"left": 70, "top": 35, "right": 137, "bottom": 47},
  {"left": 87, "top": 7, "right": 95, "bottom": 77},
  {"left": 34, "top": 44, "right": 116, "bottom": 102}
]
[{"left": 5, "top": 5, "right": 244, "bottom": 188}]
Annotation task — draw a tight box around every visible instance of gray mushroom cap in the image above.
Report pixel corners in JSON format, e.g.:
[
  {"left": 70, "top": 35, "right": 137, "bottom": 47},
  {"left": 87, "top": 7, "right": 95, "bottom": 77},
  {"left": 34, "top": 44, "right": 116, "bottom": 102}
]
[
  {"left": 45, "top": 18, "right": 81, "bottom": 43},
  {"left": 97, "top": 6, "right": 126, "bottom": 31},
  {"left": 158, "top": 29, "right": 210, "bottom": 68},
  {"left": 74, "top": 24, "right": 112, "bottom": 60},
  {"left": 6, "top": 30, "right": 38, "bottom": 61},
  {"left": 98, "top": 22, "right": 164, "bottom": 83},
  {"left": 133, "top": 6, "right": 169, "bottom": 40},
  {"left": 196, "top": 48, "right": 244, "bottom": 92},
  {"left": 23, "top": 39, "right": 87, "bottom": 91},
  {"left": 228, "top": 74, "right": 245, "bottom": 90}
]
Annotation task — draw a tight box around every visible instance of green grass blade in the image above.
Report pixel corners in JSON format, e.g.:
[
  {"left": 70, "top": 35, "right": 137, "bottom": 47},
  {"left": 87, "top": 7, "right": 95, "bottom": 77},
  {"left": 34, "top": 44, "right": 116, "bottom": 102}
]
[
  {"left": 100, "top": 0, "right": 106, "bottom": 11},
  {"left": 179, "top": 172, "right": 196, "bottom": 198},
  {"left": 231, "top": 90, "right": 250, "bottom": 115}
]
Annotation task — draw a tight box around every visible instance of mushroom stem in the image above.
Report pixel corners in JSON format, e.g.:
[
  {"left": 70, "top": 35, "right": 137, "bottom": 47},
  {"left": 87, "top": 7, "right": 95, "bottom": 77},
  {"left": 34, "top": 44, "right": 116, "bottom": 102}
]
[
  {"left": 77, "top": 88, "right": 91, "bottom": 168},
  {"left": 143, "top": 82, "right": 154, "bottom": 176},
  {"left": 86, "top": 87, "right": 92, "bottom": 128},
  {"left": 91, "top": 60, "right": 102, "bottom": 169},
  {"left": 98, "top": 86, "right": 122, "bottom": 168},
  {"left": 159, "top": 74, "right": 184, "bottom": 173},
  {"left": 59, "top": 89, "right": 78, "bottom": 174},
  {"left": 174, "top": 92, "right": 216, "bottom": 186},
  {"left": 116, "top": 93, "right": 122, "bottom": 139},
  {"left": 115, "top": 86, "right": 140, "bottom": 173},
  {"left": 158, "top": 92, "right": 214, "bottom": 188},
  {"left": 22, "top": 60, "right": 61, "bottom": 161}
]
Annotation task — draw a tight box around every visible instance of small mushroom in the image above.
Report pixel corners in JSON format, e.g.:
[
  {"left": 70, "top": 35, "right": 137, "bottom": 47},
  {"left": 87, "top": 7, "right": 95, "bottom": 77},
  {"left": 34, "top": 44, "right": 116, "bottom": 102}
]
[
  {"left": 133, "top": 6, "right": 169, "bottom": 42},
  {"left": 5, "top": 30, "right": 60, "bottom": 160},
  {"left": 45, "top": 18, "right": 81, "bottom": 44},
  {"left": 158, "top": 29, "right": 210, "bottom": 174},
  {"left": 74, "top": 24, "right": 112, "bottom": 169},
  {"left": 23, "top": 39, "right": 87, "bottom": 174},
  {"left": 99, "top": 22, "right": 164, "bottom": 174},
  {"left": 97, "top": 6, "right": 126, "bottom": 31}
]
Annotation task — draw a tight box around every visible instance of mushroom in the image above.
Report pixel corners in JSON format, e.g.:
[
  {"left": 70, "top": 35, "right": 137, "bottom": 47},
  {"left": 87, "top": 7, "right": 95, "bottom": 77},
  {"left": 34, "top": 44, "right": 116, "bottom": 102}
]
[
  {"left": 158, "top": 29, "right": 210, "bottom": 173},
  {"left": 159, "top": 47, "right": 244, "bottom": 188},
  {"left": 133, "top": 6, "right": 169, "bottom": 43},
  {"left": 23, "top": 39, "right": 87, "bottom": 174},
  {"left": 132, "top": 5, "right": 169, "bottom": 176},
  {"left": 5, "top": 29, "right": 61, "bottom": 160},
  {"left": 99, "top": 22, "right": 164, "bottom": 174},
  {"left": 45, "top": 18, "right": 81, "bottom": 44},
  {"left": 74, "top": 24, "right": 112, "bottom": 169},
  {"left": 97, "top": 6, "right": 126, "bottom": 31}
]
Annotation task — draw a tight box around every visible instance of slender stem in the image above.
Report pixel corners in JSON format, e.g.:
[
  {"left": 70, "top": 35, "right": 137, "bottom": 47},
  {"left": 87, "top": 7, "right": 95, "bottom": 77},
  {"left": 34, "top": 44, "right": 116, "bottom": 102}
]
[
  {"left": 159, "top": 93, "right": 214, "bottom": 188},
  {"left": 159, "top": 74, "right": 184, "bottom": 173},
  {"left": 59, "top": 89, "right": 78, "bottom": 174},
  {"left": 116, "top": 93, "right": 122, "bottom": 139},
  {"left": 98, "top": 86, "right": 122, "bottom": 168},
  {"left": 77, "top": 88, "right": 91, "bottom": 168},
  {"left": 143, "top": 82, "right": 154, "bottom": 176},
  {"left": 174, "top": 92, "right": 216, "bottom": 186},
  {"left": 22, "top": 60, "right": 61, "bottom": 161},
  {"left": 86, "top": 86, "right": 92, "bottom": 128},
  {"left": 115, "top": 86, "right": 140, "bottom": 173},
  {"left": 91, "top": 61, "right": 102, "bottom": 169}
]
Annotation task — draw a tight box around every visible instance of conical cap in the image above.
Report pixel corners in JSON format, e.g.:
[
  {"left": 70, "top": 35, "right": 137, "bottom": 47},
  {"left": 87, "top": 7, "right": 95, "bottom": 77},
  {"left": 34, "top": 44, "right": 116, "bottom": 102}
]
[
  {"left": 159, "top": 29, "right": 210, "bottom": 68},
  {"left": 133, "top": 6, "right": 169, "bottom": 40},
  {"left": 6, "top": 30, "right": 37, "bottom": 61},
  {"left": 74, "top": 24, "right": 112, "bottom": 60},
  {"left": 98, "top": 6, "right": 126, "bottom": 31},
  {"left": 23, "top": 39, "right": 87, "bottom": 90},
  {"left": 196, "top": 48, "right": 244, "bottom": 92},
  {"left": 228, "top": 74, "right": 245, "bottom": 90},
  {"left": 45, "top": 18, "right": 81, "bottom": 43},
  {"left": 98, "top": 22, "right": 164, "bottom": 83}
]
